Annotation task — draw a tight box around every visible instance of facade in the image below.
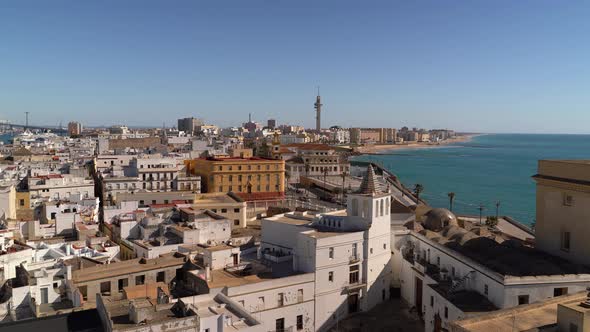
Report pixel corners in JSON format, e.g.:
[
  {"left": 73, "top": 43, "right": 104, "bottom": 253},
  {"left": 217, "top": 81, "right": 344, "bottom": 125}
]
[
  {"left": 185, "top": 157, "right": 285, "bottom": 199},
  {"left": 67, "top": 122, "right": 83, "bottom": 136},
  {"left": 349, "top": 128, "right": 397, "bottom": 145},
  {"left": 280, "top": 144, "right": 350, "bottom": 184},
  {"left": 177, "top": 117, "right": 204, "bottom": 135},
  {"left": 533, "top": 160, "right": 590, "bottom": 266},
  {"left": 28, "top": 174, "right": 94, "bottom": 204},
  {"left": 260, "top": 165, "right": 392, "bottom": 330},
  {"left": 392, "top": 207, "right": 590, "bottom": 332}
]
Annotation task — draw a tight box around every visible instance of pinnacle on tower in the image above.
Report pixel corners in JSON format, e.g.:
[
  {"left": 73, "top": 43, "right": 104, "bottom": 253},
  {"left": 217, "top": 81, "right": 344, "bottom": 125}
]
[{"left": 357, "top": 164, "right": 383, "bottom": 195}]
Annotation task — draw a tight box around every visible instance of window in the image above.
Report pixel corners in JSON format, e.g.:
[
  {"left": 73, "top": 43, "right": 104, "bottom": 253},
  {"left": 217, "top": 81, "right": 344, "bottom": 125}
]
[
  {"left": 349, "top": 265, "right": 359, "bottom": 284},
  {"left": 275, "top": 318, "right": 285, "bottom": 332},
  {"left": 79, "top": 285, "right": 88, "bottom": 301},
  {"left": 351, "top": 198, "right": 359, "bottom": 216},
  {"left": 444, "top": 306, "right": 448, "bottom": 318},
  {"left": 328, "top": 271, "right": 334, "bottom": 282},
  {"left": 258, "top": 296, "right": 265, "bottom": 310},
  {"left": 352, "top": 243, "right": 358, "bottom": 259},
  {"left": 19, "top": 199, "right": 25, "bottom": 206},
  {"left": 296, "top": 315, "right": 303, "bottom": 330},
  {"left": 370, "top": 248, "right": 373, "bottom": 254},
  {"left": 221, "top": 208, "right": 227, "bottom": 213},
  {"left": 383, "top": 243, "right": 387, "bottom": 250},
  {"left": 100, "top": 281, "right": 111, "bottom": 295},
  {"left": 157, "top": 271, "right": 165, "bottom": 282},
  {"left": 451, "top": 267, "right": 456, "bottom": 277},
  {"left": 329, "top": 247, "right": 334, "bottom": 259},
  {"left": 234, "top": 219, "right": 240, "bottom": 226},
  {"left": 563, "top": 193, "right": 574, "bottom": 206},
  {"left": 297, "top": 289, "right": 303, "bottom": 302},
  {"left": 430, "top": 296, "right": 434, "bottom": 307},
  {"left": 234, "top": 208, "right": 240, "bottom": 213},
  {"left": 135, "top": 275, "right": 145, "bottom": 285},
  {"left": 518, "top": 295, "right": 529, "bottom": 305},
  {"left": 277, "top": 292, "right": 284, "bottom": 307},
  {"left": 561, "top": 231, "right": 571, "bottom": 252},
  {"left": 118, "top": 278, "right": 128, "bottom": 292},
  {"left": 484, "top": 284, "right": 488, "bottom": 295},
  {"left": 554, "top": 287, "right": 568, "bottom": 297}
]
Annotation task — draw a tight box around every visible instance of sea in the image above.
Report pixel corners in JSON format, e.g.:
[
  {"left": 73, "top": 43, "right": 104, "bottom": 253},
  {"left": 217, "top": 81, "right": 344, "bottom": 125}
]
[{"left": 353, "top": 134, "right": 590, "bottom": 226}]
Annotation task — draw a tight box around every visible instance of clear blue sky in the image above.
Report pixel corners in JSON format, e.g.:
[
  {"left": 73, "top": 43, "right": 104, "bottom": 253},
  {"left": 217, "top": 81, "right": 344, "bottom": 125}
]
[{"left": 1, "top": 1, "right": 589, "bottom": 133}]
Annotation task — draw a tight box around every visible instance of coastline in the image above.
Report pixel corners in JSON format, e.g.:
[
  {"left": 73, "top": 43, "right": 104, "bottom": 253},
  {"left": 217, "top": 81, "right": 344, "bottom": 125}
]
[{"left": 355, "top": 134, "right": 480, "bottom": 154}]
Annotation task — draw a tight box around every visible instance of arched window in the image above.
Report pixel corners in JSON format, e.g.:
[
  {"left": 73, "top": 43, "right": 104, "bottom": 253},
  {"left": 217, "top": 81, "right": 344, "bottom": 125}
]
[
  {"left": 386, "top": 198, "right": 390, "bottom": 214},
  {"left": 375, "top": 200, "right": 380, "bottom": 217},
  {"left": 352, "top": 199, "right": 359, "bottom": 216},
  {"left": 380, "top": 199, "right": 384, "bottom": 216},
  {"left": 362, "top": 200, "right": 369, "bottom": 218}
]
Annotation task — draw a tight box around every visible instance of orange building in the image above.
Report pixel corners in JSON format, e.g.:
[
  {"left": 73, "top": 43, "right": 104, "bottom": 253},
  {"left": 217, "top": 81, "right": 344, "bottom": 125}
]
[{"left": 185, "top": 157, "right": 285, "bottom": 200}]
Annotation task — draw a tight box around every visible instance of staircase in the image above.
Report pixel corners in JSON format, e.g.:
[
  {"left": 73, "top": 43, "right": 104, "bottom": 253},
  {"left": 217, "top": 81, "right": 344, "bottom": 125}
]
[{"left": 449, "top": 270, "right": 475, "bottom": 293}]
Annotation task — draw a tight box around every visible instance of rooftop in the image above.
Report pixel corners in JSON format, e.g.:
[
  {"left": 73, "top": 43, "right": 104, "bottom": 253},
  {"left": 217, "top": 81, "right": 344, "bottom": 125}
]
[
  {"left": 451, "top": 291, "right": 587, "bottom": 332},
  {"left": 72, "top": 253, "right": 186, "bottom": 283}
]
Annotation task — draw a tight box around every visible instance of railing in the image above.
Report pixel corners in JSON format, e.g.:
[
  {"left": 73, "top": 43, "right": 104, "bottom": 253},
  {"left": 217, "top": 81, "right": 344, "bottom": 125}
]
[
  {"left": 349, "top": 255, "right": 360, "bottom": 263},
  {"left": 263, "top": 252, "right": 293, "bottom": 263}
]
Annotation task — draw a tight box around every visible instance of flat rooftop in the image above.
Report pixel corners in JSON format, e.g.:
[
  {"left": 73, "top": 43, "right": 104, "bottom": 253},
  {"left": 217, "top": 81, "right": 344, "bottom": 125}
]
[
  {"left": 451, "top": 291, "right": 587, "bottom": 332},
  {"left": 206, "top": 254, "right": 296, "bottom": 289},
  {"left": 534, "top": 159, "right": 590, "bottom": 184},
  {"left": 430, "top": 284, "right": 497, "bottom": 313},
  {"left": 194, "top": 192, "right": 241, "bottom": 205},
  {"left": 72, "top": 253, "right": 186, "bottom": 283}
]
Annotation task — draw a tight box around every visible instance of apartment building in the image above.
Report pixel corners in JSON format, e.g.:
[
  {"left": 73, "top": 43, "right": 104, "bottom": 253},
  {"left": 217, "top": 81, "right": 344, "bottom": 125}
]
[{"left": 279, "top": 143, "right": 350, "bottom": 184}]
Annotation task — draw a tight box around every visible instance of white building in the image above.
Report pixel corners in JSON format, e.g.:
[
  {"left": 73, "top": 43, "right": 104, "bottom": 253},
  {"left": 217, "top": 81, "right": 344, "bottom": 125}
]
[
  {"left": 260, "top": 164, "right": 392, "bottom": 330},
  {"left": 392, "top": 208, "right": 590, "bottom": 332}
]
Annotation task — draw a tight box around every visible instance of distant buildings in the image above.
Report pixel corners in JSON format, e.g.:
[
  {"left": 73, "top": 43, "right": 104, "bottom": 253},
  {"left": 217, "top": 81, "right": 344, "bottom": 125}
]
[
  {"left": 67, "top": 121, "right": 82, "bottom": 136},
  {"left": 267, "top": 118, "right": 276, "bottom": 129},
  {"left": 350, "top": 127, "right": 397, "bottom": 144},
  {"left": 177, "top": 117, "right": 204, "bottom": 135}
]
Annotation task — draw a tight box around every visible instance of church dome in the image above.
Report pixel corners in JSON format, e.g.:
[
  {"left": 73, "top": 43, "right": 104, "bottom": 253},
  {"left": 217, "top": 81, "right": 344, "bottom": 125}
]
[{"left": 423, "top": 208, "right": 458, "bottom": 232}]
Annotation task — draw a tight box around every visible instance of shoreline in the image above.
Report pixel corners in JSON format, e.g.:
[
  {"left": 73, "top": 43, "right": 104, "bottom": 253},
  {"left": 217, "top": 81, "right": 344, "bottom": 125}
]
[{"left": 355, "top": 134, "right": 481, "bottom": 154}]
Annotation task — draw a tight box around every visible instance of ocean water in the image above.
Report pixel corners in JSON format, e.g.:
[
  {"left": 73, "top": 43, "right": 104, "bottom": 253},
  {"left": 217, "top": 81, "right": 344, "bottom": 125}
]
[{"left": 354, "top": 134, "right": 590, "bottom": 225}]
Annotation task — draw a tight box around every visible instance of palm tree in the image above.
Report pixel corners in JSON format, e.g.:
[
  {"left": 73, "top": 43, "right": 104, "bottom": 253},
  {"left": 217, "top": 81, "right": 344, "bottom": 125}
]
[
  {"left": 413, "top": 184, "right": 424, "bottom": 203},
  {"left": 495, "top": 201, "right": 501, "bottom": 219},
  {"left": 478, "top": 204, "right": 486, "bottom": 225},
  {"left": 447, "top": 192, "right": 455, "bottom": 211}
]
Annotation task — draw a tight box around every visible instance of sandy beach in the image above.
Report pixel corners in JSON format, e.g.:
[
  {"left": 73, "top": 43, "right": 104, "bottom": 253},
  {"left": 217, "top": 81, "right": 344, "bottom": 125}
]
[{"left": 355, "top": 134, "right": 478, "bottom": 154}]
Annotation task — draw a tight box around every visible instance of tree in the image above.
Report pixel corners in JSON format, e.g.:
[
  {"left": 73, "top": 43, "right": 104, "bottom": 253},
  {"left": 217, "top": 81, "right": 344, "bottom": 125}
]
[
  {"left": 413, "top": 184, "right": 424, "bottom": 202},
  {"left": 447, "top": 192, "right": 455, "bottom": 211},
  {"left": 477, "top": 204, "right": 486, "bottom": 225},
  {"left": 495, "top": 201, "right": 501, "bottom": 220}
]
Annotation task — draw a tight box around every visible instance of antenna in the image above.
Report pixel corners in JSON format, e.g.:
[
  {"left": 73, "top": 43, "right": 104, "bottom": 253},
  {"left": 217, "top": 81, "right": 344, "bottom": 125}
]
[{"left": 25, "top": 112, "right": 29, "bottom": 130}]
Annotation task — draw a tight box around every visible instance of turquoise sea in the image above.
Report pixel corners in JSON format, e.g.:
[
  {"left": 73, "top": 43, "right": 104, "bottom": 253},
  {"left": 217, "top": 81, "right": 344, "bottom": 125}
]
[{"left": 354, "top": 134, "right": 590, "bottom": 226}]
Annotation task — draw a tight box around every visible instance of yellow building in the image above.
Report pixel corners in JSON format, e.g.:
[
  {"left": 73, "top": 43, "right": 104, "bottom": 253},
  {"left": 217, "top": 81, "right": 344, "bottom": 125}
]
[
  {"left": 185, "top": 157, "right": 285, "bottom": 200},
  {"left": 533, "top": 160, "right": 590, "bottom": 266}
]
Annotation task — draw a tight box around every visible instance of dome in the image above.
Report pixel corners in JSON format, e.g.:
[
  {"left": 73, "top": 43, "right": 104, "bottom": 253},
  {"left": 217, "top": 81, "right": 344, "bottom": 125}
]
[
  {"left": 403, "top": 221, "right": 424, "bottom": 232},
  {"left": 423, "top": 208, "right": 458, "bottom": 231}
]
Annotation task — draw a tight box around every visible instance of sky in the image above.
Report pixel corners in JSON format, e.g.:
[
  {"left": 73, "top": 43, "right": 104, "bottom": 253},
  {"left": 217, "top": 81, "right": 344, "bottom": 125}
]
[{"left": 1, "top": 1, "right": 589, "bottom": 133}]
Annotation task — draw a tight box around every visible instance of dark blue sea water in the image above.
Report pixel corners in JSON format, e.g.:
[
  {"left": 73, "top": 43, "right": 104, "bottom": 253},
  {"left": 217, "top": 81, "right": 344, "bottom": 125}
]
[{"left": 354, "top": 134, "right": 590, "bottom": 225}]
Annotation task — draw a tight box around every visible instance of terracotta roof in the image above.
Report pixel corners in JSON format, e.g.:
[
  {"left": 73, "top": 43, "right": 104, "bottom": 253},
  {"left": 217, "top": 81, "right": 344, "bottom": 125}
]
[{"left": 357, "top": 164, "right": 382, "bottom": 194}]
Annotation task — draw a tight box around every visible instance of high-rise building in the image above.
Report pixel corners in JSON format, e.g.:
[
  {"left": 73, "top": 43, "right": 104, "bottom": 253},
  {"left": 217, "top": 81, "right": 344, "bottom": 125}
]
[
  {"left": 267, "top": 118, "right": 276, "bottom": 129},
  {"left": 67, "top": 121, "right": 82, "bottom": 136},
  {"left": 177, "top": 117, "right": 204, "bottom": 135}
]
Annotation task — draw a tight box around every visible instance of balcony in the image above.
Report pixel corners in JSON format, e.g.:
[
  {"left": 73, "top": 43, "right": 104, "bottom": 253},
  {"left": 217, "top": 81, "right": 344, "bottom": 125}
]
[
  {"left": 349, "top": 255, "right": 360, "bottom": 264},
  {"left": 345, "top": 279, "right": 366, "bottom": 292},
  {"left": 263, "top": 251, "right": 293, "bottom": 263}
]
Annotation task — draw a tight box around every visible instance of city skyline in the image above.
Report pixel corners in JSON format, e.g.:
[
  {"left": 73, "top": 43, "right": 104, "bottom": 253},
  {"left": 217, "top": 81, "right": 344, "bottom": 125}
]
[{"left": 2, "top": 1, "right": 590, "bottom": 133}]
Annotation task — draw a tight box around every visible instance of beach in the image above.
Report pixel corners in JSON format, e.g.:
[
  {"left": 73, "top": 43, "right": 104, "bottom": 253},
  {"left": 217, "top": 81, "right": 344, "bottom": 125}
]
[{"left": 355, "top": 134, "right": 476, "bottom": 154}]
